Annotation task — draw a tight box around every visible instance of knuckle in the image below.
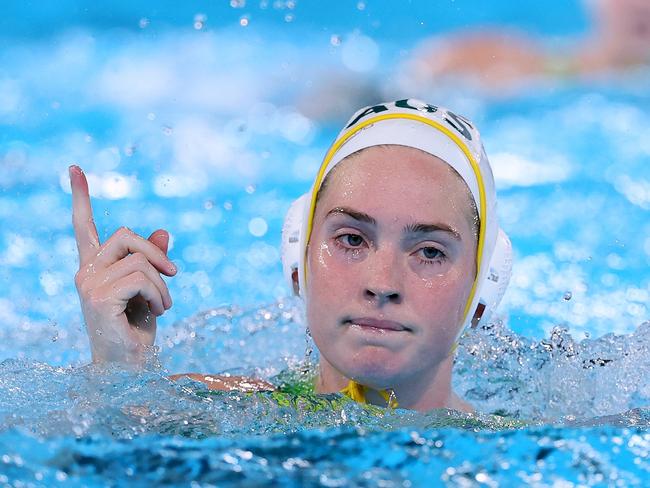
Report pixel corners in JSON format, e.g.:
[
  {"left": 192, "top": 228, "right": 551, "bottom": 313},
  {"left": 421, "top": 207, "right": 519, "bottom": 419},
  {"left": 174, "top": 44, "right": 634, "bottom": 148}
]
[
  {"left": 132, "top": 270, "right": 147, "bottom": 283},
  {"left": 78, "top": 279, "right": 91, "bottom": 296},
  {"left": 117, "top": 226, "right": 132, "bottom": 237},
  {"left": 74, "top": 271, "right": 84, "bottom": 289},
  {"left": 131, "top": 252, "right": 147, "bottom": 266},
  {"left": 74, "top": 269, "right": 92, "bottom": 291}
]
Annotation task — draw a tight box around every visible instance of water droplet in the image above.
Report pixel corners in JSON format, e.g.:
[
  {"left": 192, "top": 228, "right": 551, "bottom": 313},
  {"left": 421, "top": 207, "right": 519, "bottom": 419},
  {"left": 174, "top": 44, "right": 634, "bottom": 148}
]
[
  {"left": 563, "top": 291, "right": 572, "bottom": 301},
  {"left": 138, "top": 17, "right": 150, "bottom": 29},
  {"left": 248, "top": 217, "right": 268, "bottom": 237},
  {"left": 204, "top": 200, "right": 214, "bottom": 210},
  {"left": 147, "top": 112, "right": 156, "bottom": 121},
  {"left": 284, "top": 13, "right": 294, "bottom": 22},
  {"left": 245, "top": 184, "right": 256, "bottom": 194},
  {"left": 330, "top": 34, "right": 341, "bottom": 46},
  {"left": 230, "top": 0, "right": 246, "bottom": 7},
  {"left": 193, "top": 13, "right": 207, "bottom": 30},
  {"left": 356, "top": 1, "right": 366, "bottom": 10},
  {"left": 162, "top": 125, "right": 173, "bottom": 136},
  {"left": 239, "top": 16, "right": 250, "bottom": 27},
  {"left": 223, "top": 201, "right": 233, "bottom": 211},
  {"left": 95, "top": 329, "right": 102, "bottom": 336}
]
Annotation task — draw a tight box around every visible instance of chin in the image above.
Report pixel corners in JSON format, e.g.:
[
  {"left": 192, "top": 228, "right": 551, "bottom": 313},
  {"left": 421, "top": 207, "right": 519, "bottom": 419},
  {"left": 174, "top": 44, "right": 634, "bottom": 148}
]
[{"left": 343, "top": 347, "right": 407, "bottom": 389}]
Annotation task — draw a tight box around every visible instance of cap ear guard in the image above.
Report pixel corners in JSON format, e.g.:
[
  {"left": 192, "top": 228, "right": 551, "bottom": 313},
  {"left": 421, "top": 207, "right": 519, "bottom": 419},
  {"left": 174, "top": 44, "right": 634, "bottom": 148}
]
[
  {"left": 471, "top": 228, "right": 513, "bottom": 328},
  {"left": 281, "top": 193, "right": 308, "bottom": 296}
]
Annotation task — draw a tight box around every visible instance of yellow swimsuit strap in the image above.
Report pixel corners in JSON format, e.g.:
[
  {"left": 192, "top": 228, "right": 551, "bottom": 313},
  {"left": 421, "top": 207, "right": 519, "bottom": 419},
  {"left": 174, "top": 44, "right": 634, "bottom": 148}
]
[{"left": 340, "top": 380, "right": 399, "bottom": 408}]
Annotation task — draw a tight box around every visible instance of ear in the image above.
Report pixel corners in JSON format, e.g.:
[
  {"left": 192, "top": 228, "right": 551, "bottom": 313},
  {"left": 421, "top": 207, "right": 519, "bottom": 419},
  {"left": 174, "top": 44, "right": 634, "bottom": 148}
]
[{"left": 291, "top": 269, "right": 300, "bottom": 296}]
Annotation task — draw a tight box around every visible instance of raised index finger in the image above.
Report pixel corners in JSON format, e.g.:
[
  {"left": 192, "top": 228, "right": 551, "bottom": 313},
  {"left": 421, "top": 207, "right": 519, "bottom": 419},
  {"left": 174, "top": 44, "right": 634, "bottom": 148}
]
[{"left": 69, "top": 165, "right": 101, "bottom": 266}]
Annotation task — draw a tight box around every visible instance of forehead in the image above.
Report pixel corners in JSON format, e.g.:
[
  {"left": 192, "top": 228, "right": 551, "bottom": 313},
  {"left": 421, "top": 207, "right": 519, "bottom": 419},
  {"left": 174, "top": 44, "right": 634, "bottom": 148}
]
[{"left": 317, "top": 145, "right": 474, "bottom": 221}]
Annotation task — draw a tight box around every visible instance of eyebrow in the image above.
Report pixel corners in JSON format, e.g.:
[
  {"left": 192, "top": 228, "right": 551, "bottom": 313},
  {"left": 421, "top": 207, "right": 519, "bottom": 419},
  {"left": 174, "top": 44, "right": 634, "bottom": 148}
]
[
  {"left": 325, "top": 207, "right": 461, "bottom": 240},
  {"left": 404, "top": 222, "right": 461, "bottom": 241},
  {"left": 326, "top": 207, "right": 376, "bottom": 225}
]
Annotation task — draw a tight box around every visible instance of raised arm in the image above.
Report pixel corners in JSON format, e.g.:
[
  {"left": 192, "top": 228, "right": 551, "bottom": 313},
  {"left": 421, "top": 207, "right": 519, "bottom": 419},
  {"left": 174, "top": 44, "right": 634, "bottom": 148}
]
[{"left": 70, "top": 165, "right": 177, "bottom": 365}]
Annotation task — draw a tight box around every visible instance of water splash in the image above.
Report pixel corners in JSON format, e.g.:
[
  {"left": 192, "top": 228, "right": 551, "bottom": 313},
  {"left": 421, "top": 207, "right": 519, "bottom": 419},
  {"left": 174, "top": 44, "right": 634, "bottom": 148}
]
[
  {"left": 2, "top": 304, "right": 650, "bottom": 485},
  {"left": 2, "top": 300, "right": 650, "bottom": 442},
  {"left": 454, "top": 319, "right": 650, "bottom": 420}
]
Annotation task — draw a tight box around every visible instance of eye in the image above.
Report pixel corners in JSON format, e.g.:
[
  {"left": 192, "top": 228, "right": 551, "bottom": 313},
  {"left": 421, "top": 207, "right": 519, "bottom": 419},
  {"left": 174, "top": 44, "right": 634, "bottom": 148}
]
[
  {"left": 336, "top": 233, "right": 365, "bottom": 248},
  {"left": 421, "top": 247, "right": 442, "bottom": 259},
  {"left": 415, "top": 246, "right": 446, "bottom": 264}
]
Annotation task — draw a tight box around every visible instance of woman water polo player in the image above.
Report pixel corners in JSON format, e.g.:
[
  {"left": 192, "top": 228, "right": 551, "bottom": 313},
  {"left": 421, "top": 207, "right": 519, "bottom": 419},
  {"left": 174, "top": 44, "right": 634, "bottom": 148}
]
[{"left": 70, "top": 99, "right": 512, "bottom": 412}]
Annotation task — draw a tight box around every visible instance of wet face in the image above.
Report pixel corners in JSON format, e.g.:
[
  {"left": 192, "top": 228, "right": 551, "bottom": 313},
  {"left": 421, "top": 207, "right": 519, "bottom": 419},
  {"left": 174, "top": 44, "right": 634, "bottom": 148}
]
[{"left": 305, "top": 145, "right": 478, "bottom": 391}]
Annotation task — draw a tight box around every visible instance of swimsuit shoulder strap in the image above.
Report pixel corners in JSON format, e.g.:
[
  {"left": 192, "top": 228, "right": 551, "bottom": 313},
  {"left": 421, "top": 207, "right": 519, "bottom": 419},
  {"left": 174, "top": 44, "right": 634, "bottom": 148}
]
[{"left": 340, "top": 380, "right": 399, "bottom": 408}]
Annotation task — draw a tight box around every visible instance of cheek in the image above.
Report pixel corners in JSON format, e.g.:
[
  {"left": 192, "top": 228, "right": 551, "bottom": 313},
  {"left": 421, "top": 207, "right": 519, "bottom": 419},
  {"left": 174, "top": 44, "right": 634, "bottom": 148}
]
[
  {"left": 307, "top": 239, "right": 359, "bottom": 291},
  {"left": 305, "top": 241, "right": 351, "bottom": 317},
  {"left": 410, "top": 262, "right": 476, "bottom": 327}
]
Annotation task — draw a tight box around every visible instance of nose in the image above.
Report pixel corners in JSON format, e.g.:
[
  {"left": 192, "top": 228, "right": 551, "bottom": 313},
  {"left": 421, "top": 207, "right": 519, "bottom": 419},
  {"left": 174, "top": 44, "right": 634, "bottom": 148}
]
[
  {"left": 364, "top": 287, "right": 402, "bottom": 305},
  {"left": 362, "top": 246, "right": 403, "bottom": 306}
]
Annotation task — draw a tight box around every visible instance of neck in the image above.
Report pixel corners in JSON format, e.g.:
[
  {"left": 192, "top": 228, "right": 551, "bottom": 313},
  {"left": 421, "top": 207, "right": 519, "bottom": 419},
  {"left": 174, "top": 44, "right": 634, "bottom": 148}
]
[
  {"left": 315, "top": 356, "right": 350, "bottom": 393},
  {"left": 316, "top": 354, "right": 472, "bottom": 413}
]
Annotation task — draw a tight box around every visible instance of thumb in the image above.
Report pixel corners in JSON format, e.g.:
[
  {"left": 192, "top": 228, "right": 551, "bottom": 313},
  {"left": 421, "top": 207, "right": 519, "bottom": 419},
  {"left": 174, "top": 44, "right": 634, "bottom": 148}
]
[{"left": 148, "top": 229, "right": 169, "bottom": 255}]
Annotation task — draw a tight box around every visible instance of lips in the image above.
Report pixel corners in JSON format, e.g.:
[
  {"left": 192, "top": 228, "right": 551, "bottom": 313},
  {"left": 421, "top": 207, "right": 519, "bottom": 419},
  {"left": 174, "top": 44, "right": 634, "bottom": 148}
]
[{"left": 344, "top": 317, "right": 411, "bottom": 332}]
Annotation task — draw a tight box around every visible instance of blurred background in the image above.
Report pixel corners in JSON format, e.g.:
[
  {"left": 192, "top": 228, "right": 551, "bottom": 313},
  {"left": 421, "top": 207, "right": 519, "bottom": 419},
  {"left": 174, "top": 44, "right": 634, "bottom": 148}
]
[{"left": 0, "top": 0, "right": 648, "bottom": 367}]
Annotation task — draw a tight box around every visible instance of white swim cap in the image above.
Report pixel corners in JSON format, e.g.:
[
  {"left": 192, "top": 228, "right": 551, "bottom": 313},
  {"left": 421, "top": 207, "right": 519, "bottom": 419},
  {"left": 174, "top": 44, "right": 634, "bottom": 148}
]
[{"left": 282, "top": 99, "right": 512, "bottom": 338}]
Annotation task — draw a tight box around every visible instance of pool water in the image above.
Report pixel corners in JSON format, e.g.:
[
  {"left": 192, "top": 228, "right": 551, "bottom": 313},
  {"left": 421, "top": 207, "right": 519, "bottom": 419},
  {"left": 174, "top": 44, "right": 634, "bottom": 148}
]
[{"left": 1, "top": 0, "right": 649, "bottom": 485}]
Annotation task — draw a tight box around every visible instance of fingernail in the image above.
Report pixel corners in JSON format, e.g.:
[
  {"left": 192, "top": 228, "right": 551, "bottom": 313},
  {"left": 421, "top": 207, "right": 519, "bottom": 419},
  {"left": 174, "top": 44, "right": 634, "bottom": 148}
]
[
  {"left": 69, "top": 165, "right": 81, "bottom": 177},
  {"left": 169, "top": 262, "right": 177, "bottom": 273}
]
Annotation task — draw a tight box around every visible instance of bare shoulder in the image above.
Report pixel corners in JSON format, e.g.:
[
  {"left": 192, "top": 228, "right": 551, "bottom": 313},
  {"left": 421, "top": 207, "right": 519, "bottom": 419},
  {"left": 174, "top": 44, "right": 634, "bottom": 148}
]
[{"left": 168, "top": 373, "right": 275, "bottom": 392}]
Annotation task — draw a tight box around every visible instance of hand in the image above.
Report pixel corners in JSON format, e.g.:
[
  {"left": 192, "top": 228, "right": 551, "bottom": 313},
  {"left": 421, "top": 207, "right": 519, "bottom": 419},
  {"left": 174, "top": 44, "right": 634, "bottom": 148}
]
[{"left": 70, "top": 165, "right": 177, "bottom": 364}]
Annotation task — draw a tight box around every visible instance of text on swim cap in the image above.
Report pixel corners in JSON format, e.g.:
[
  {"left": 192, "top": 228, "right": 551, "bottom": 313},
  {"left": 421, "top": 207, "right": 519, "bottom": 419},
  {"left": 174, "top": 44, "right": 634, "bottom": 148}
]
[{"left": 345, "top": 99, "right": 474, "bottom": 142}]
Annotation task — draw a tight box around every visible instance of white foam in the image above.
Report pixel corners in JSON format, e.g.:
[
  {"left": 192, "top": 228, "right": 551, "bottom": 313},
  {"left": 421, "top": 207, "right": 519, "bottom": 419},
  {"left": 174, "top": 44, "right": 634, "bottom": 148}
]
[
  {"left": 39, "top": 272, "right": 65, "bottom": 296},
  {"left": 614, "top": 175, "right": 650, "bottom": 210},
  {"left": 0, "top": 234, "right": 37, "bottom": 267},
  {"left": 491, "top": 151, "right": 572, "bottom": 189}
]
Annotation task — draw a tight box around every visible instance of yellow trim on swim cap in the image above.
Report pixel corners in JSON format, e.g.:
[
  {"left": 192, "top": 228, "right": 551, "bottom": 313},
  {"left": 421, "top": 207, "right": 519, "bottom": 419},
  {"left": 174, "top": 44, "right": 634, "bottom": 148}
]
[{"left": 303, "top": 112, "right": 488, "bottom": 327}]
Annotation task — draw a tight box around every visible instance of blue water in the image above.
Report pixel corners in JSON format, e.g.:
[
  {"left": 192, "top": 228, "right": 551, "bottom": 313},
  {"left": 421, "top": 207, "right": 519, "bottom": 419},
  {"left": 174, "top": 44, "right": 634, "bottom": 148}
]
[{"left": 1, "top": 0, "right": 649, "bottom": 485}]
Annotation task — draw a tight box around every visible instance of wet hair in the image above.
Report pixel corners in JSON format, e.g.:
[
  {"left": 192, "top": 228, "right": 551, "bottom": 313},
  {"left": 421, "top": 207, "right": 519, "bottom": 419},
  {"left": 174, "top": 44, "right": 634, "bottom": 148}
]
[{"left": 315, "top": 145, "right": 480, "bottom": 238}]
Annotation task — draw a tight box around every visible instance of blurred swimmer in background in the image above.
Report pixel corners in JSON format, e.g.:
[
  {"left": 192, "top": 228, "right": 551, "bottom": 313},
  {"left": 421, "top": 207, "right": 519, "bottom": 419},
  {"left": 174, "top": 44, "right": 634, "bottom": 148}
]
[
  {"left": 401, "top": 0, "right": 650, "bottom": 94},
  {"left": 69, "top": 99, "right": 512, "bottom": 412},
  {"left": 300, "top": 0, "right": 650, "bottom": 122}
]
